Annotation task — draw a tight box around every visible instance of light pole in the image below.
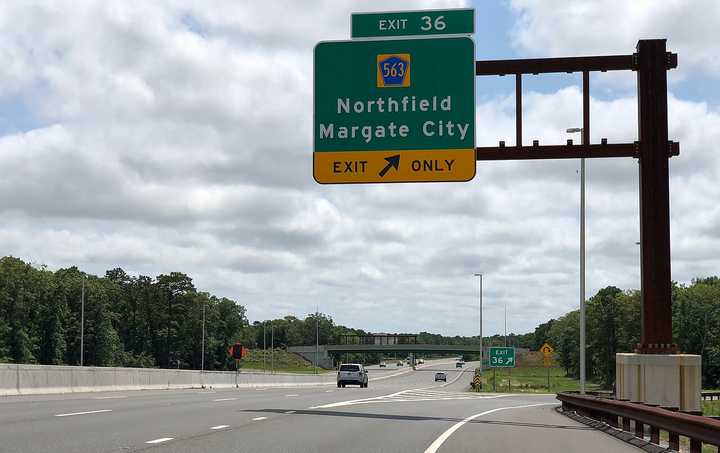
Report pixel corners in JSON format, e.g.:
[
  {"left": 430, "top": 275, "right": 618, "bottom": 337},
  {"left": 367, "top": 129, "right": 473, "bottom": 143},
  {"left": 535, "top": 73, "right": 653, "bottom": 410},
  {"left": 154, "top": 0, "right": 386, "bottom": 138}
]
[
  {"left": 473, "top": 273, "right": 483, "bottom": 373},
  {"left": 315, "top": 306, "right": 320, "bottom": 374},
  {"left": 567, "top": 126, "right": 586, "bottom": 394},
  {"left": 201, "top": 298, "right": 205, "bottom": 373},
  {"left": 80, "top": 276, "right": 85, "bottom": 367},
  {"left": 271, "top": 323, "right": 274, "bottom": 374},
  {"left": 504, "top": 303, "right": 508, "bottom": 347},
  {"left": 263, "top": 321, "right": 267, "bottom": 373}
]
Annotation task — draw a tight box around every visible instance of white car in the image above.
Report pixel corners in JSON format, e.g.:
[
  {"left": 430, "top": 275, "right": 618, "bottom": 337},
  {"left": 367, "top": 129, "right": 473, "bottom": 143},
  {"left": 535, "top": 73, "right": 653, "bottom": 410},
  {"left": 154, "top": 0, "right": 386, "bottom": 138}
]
[{"left": 337, "top": 363, "right": 368, "bottom": 388}]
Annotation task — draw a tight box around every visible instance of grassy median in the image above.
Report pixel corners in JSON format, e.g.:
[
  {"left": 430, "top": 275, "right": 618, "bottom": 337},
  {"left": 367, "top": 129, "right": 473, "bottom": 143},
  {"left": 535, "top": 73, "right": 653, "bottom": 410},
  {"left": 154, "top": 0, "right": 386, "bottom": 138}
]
[
  {"left": 704, "top": 400, "right": 719, "bottom": 416},
  {"left": 475, "top": 365, "right": 601, "bottom": 393},
  {"left": 237, "top": 349, "right": 327, "bottom": 374}
]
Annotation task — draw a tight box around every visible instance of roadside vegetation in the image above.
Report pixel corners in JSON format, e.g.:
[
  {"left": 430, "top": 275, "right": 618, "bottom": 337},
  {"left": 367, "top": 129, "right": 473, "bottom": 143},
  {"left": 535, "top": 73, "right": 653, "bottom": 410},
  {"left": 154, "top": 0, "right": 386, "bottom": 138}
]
[
  {"left": 1, "top": 256, "right": 718, "bottom": 388},
  {"left": 238, "top": 349, "right": 325, "bottom": 374},
  {"left": 703, "top": 400, "right": 719, "bottom": 416}
]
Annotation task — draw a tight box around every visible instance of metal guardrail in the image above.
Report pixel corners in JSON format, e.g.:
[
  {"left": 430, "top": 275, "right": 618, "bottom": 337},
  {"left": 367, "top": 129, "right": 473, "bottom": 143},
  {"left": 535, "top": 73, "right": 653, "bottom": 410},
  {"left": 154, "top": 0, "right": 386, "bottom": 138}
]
[
  {"left": 557, "top": 392, "right": 720, "bottom": 453},
  {"left": 703, "top": 391, "right": 720, "bottom": 402}
]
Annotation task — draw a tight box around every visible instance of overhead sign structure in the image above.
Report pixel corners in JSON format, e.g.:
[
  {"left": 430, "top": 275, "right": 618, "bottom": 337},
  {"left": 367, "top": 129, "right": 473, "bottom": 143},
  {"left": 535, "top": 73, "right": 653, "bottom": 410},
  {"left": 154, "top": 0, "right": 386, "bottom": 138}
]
[
  {"left": 488, "top": 347, "right": 515, "bottom": 368},
  {"left": 314, "top": 36, "right": 476, "bottom": 184},
  {"left": 351, "top": 9, "right": 474, "bottom": 38}
]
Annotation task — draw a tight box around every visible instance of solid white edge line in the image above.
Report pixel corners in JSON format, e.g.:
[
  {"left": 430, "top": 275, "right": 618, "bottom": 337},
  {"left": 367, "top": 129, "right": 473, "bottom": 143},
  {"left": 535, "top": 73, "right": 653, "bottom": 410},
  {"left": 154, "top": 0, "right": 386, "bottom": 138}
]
[
  {"left": 423, "top": 403, "right": 556, "bottom": 453},
  {"left": 55, "top": 409, "right": 112, "bottom": 417},
  {"left": 251, "top": 416, "right": 267, "bottom": 421},
  {"left": 210, "top": 425, "right": 229, "bottom": 430},
  {"left": 92, "top": 396, "right": 127, "bottom": 399},
  {"left": 145, "top": 437, "right": 174, "bottom": 444}
]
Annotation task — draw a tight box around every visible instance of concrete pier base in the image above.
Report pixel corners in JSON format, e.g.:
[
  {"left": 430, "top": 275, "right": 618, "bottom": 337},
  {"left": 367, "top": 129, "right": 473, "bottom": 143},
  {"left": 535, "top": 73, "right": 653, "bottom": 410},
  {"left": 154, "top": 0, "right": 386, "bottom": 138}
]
[{"left": 616, "top": 353, "right": 702, "bottom": 412}]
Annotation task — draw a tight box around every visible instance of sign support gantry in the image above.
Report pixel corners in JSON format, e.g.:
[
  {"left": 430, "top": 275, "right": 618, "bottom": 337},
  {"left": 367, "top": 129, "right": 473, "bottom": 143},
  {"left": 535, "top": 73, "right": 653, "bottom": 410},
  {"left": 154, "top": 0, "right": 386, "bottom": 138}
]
[{"left": 475, "top": 40, "right": 679, "bottom": 353}]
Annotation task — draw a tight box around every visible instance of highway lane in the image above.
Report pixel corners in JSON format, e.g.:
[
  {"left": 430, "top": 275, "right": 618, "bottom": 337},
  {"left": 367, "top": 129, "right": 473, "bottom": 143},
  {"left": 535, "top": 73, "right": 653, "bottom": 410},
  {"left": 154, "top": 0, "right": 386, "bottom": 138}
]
[{"left": 0, "top": 360, "right": 638, "bottom": 453}]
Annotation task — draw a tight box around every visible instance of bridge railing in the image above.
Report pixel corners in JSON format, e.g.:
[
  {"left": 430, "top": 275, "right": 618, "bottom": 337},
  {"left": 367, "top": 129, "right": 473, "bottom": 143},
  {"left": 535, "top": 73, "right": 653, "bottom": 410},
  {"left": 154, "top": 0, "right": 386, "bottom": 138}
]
[
  {"left": 557, "top": 392, "right": 720, "bottom": 453},
  {"left": 702, "top": 391, "right": 720, "bottom": 402}
]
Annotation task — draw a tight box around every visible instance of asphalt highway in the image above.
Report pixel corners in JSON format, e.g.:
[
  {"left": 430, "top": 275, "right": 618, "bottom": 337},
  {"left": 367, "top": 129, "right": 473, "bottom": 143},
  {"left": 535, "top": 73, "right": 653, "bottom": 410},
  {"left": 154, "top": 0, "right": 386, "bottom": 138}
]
[{"left": 0, "top": 361, "right": 639, "bottom": 452}]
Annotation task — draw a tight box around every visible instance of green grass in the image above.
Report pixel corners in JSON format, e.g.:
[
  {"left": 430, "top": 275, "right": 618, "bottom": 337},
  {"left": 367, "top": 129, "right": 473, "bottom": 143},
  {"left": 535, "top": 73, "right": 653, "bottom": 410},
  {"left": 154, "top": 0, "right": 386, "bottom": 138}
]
[
  {"left": 703, "top": 400, "right": 720, "bottom": 416},
  {"left": 237, "top": 349, "right": 329, "bottom": 374},
  {"left": 473, "top": 366, "right": 601, "bottom": 393}
]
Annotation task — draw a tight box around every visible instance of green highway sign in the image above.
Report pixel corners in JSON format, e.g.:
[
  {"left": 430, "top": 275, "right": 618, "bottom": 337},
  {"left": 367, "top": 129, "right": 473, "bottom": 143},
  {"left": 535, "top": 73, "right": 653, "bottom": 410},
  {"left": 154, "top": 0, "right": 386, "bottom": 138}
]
[
  {"left": 351, "top": 9, "right": 474, "bottom": 38},
  {"left": 488, "top": 347, "right": 515, "bottom": 368},
  {"left": 313, "top": 36, "right": 476, "bottom": 184}
]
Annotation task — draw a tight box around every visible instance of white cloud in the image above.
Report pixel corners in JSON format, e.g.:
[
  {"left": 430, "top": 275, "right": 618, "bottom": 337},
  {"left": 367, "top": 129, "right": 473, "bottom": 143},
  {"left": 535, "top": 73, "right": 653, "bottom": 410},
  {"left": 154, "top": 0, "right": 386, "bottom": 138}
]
[
  {"left": 0, "top": 0, "right": 718, "bottom": 337},
  {"left": 509, "top": 0, "right": 720, "bottom": 78}
]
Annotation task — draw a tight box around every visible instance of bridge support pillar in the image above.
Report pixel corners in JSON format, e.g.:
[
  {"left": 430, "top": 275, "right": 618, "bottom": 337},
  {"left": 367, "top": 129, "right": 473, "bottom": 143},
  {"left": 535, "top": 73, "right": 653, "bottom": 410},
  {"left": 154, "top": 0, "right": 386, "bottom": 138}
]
[{"left": 616, "top": 353, "right": 701, "bottom": 412}]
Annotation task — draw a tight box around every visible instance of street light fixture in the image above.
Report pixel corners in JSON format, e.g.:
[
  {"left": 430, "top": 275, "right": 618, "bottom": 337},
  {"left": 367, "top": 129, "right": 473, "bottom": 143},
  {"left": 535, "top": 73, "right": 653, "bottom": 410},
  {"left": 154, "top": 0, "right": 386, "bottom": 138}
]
[
  {"left": 567, "top": 126, "right": 586, "bottom": 394},
  {"left": 473, "top": 273, "right": 483, "bottom": 374}
]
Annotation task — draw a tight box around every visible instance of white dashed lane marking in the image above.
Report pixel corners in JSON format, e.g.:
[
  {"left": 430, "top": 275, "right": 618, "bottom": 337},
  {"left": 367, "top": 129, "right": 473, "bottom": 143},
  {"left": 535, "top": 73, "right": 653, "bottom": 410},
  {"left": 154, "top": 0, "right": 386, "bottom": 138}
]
[
  {"left": 251, "top": 417, "right": 267, "bottom": 421},
  {"left": 210, "top": 425, "right": 229, "bottom": 430},
  {"left": 92, "top": 396, "right": 126, "bottom": 399},
  {"left": 285, "top": 394, "right": 299, "bottom": 397},
  {"left": 213, "top": 398, "right": 238, "bottom": 402},
  {"left": 145, "top": 438, "right": 174, "bottom": 444},
  {"left": 285, "top": 410, "right": 296, "bottom": 414},
  {"left": 55, "top": 409, "right": 112, "bottom": 417}
]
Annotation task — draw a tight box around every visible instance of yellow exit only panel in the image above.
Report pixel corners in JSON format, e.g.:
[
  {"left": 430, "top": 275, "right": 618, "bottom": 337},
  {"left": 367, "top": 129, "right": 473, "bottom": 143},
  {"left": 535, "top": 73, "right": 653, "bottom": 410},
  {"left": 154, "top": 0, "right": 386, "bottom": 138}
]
[{"left": 313, "top": 149, "right": 476, "bottom": 184}]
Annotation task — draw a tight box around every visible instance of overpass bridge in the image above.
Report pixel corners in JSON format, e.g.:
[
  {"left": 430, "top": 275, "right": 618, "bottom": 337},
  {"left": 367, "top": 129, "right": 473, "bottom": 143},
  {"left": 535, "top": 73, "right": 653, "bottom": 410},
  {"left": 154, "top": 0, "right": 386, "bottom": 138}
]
[{"left": 287, "top": 344, "right": 483, "bottom": 367}]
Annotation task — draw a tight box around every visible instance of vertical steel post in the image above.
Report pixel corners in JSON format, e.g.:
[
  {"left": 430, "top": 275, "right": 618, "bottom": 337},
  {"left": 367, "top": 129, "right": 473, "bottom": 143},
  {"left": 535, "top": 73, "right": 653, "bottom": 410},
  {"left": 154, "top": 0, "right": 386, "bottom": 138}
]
[{"left": 636, "top": 39, "right": 673, "bottom": 352}]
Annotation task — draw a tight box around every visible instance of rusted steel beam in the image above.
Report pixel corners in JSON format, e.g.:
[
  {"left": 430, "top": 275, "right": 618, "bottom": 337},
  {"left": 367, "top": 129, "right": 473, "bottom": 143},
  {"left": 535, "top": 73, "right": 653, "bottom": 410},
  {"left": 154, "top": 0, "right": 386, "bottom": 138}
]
[
  {"left": 636, "top": 39, "right": 675, "bottom": 353},
  {"left": 476, "top": 143, "right": 637, "bottom": 160},
  {"left": 476, "top": 55, "right": 635, "bottom": 75}
]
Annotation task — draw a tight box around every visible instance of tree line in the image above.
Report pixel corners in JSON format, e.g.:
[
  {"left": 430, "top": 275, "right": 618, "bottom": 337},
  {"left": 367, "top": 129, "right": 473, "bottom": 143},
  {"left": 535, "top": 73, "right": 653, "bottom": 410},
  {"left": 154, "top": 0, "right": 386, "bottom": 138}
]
[
  {"left": 529, "top": 280, "right": 720, "bottom": 389},
  {"left": 1, "top": 256, "right": 718, "bottom": 388},
  {"left": 0, "top": 256, "right": 368, "bottom": 370}
]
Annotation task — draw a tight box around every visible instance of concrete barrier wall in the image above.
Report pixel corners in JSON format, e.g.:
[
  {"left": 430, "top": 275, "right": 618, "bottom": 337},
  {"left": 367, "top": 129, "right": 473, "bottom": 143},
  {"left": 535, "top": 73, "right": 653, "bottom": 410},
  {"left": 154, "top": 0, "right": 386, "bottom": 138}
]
[{"left": 0, "top": 363, "right": 343, "bottom": 396}]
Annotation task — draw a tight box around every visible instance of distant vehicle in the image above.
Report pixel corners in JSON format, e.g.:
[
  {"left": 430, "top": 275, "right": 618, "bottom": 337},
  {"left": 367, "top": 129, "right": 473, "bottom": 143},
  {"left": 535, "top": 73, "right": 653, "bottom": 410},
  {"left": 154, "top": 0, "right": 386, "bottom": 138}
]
[
  {"left": 379, "top": 361, "right": 387, "bottom": 367},
  {"left": 417, "top": 359, "right": 424, "bottom": 364},
  {"left": 434, "top": 372, "right": 447, "bottom": 382},
  {"left": 456, "top": 361, "right": 464, "bottom": 368},
  {"left": 337, "top": 363, "right": 368, "bottom": 388},
  {"left": 396, "top": 361, "right": 403, "bottom": 366}
]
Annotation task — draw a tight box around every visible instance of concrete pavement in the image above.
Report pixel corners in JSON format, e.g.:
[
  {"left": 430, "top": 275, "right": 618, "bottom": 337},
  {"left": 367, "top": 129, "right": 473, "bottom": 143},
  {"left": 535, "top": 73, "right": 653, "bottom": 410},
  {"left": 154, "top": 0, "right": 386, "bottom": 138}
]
[{"left": 0, "top": 361, "right": 640, "bottom": 452}]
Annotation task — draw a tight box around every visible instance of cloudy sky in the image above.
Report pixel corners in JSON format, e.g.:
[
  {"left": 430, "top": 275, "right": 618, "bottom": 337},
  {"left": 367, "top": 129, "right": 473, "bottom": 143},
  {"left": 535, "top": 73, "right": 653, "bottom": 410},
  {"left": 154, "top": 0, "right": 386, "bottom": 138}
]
[{"left": 1, "top": 1, "right": 718, "bottom": 337}]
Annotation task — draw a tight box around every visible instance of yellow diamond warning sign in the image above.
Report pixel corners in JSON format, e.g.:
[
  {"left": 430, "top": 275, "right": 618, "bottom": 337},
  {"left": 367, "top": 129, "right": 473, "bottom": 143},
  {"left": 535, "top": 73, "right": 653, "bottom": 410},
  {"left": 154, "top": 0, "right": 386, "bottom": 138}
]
[{"left": 540, "top": 343, "right": 554, "bottom": 357}]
